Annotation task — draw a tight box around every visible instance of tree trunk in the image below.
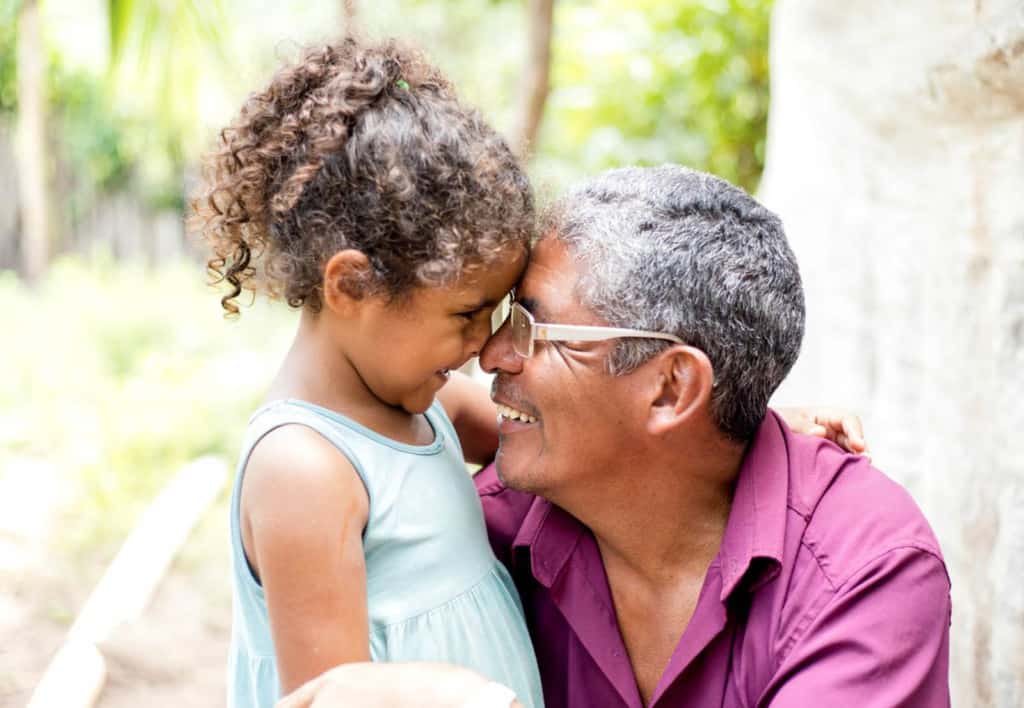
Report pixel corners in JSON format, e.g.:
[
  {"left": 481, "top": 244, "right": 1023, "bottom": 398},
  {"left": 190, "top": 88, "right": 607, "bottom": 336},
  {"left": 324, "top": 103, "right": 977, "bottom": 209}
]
[
  {"left": 761, "top": 2, "right": 1024, "bottom": 706},
  {"left": 342, "top": 0, "right": 357, "bottom": 34},
  {"left": 511, "top": 0, "right": 555, "bottom": 159},
  {"left": 15, "top": 0, "right": 50, "bottom": 283}
]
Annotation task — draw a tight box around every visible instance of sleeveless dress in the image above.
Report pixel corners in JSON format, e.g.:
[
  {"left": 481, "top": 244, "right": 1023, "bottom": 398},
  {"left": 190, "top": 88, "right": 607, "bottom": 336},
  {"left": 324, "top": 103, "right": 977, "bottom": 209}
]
[{"left": 227, "top": 398, "right": 544, "bottom": 708}]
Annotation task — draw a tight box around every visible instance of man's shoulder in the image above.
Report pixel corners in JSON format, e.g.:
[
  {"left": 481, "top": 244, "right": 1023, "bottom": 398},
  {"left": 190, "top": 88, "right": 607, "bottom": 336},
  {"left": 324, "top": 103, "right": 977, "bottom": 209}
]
[
  {"left": 474, "top": 464, "right": 540, "bottom": 565},
  {"left": 784, "top": 431, "right": 945, "bottom": 589},
  {"left": 747, "top": 431, "right": 953, "bottom": 705}
]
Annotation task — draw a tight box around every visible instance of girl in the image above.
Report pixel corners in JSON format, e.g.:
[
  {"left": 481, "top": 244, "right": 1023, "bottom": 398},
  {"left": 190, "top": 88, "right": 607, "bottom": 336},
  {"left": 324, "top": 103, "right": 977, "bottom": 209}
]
[
  {"left": 193, "top": 37, "right": 540, "bottom": 708},
  {"left": 193, "top": 36, "right": 865, "bottom": 708}
]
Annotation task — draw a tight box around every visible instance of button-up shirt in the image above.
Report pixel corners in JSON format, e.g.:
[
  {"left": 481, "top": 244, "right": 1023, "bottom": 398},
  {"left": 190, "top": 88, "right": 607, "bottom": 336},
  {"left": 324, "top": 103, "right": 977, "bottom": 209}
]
[{"left": 476, "top": 410, "right": 951, "bottom": 707}]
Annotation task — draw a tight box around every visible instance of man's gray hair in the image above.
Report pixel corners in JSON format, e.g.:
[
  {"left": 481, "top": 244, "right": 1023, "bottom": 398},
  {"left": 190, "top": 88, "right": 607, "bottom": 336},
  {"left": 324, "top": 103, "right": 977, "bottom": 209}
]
[{"left": 547, "top": 165, "right": 805, "bottom": 441}]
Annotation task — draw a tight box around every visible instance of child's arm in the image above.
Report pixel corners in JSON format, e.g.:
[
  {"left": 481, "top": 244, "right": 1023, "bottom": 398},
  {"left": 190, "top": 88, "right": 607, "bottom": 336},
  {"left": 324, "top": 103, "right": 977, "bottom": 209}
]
[
  {"left": 241, "top": 424, "right": 372, "bottom": 695},
  {"left": 436, "top": 371, "right": 500, "bottom": 466}
]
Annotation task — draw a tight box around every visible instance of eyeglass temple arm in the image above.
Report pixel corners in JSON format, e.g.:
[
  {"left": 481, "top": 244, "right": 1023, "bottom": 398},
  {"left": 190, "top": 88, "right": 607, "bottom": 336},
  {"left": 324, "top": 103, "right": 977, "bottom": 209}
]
[{"left": 532, "top": 322, "right": 684, "bottom": 345}]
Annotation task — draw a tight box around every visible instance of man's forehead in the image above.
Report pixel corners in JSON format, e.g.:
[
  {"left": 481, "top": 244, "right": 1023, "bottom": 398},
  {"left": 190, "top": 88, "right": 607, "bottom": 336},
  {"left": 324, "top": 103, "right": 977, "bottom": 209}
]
[{"left": 515, "top": 238, "right": 577, "bottom": 320}]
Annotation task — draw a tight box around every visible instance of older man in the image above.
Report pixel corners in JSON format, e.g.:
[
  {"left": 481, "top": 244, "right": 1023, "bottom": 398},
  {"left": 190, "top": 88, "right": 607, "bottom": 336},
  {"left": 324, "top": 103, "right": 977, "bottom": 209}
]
[{"left": 281, "top": 166, "right": 950, "bottom": 707}]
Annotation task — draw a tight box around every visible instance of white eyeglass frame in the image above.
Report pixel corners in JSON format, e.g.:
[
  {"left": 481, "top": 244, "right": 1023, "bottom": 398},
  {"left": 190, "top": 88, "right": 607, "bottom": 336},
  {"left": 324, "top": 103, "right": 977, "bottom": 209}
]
[{"left": 507, "top": 301, "right": 684, "bottom": 359}]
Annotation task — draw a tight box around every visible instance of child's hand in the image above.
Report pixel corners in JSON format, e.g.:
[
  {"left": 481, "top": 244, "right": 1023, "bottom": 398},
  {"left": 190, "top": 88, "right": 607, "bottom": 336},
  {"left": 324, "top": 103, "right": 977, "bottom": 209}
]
[
  {"left": 277, "top": 662, "right": 520, "bottom": 708},
  {"left": 777, "top": 407, "right": 869, "bottom": 458}
]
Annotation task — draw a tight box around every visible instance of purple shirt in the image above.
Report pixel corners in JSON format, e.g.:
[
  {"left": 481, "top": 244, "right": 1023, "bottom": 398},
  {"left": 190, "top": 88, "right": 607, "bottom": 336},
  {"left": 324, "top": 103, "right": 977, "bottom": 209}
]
[{"left": 476, "top": 410, "right": 951, "bottom": 707}]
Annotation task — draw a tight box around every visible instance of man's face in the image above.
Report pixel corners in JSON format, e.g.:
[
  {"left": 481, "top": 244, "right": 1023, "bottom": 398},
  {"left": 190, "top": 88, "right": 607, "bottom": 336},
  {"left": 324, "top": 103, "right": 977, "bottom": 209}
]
[{"left": 480, "top": 236, "right": 644, "bottom": 498}]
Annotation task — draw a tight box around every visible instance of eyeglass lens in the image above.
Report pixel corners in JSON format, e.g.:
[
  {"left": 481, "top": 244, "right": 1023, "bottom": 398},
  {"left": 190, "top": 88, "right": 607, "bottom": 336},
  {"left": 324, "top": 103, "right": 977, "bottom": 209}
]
[{"left": 510, "top": 303, "right": 534, "bottom": 358}]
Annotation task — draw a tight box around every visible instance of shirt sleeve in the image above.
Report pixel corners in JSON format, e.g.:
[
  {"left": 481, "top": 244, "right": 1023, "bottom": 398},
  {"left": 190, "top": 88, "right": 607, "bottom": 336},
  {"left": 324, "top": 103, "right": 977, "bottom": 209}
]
[{"left": 762, "top": 546, "right": 951, "bottom": 707}]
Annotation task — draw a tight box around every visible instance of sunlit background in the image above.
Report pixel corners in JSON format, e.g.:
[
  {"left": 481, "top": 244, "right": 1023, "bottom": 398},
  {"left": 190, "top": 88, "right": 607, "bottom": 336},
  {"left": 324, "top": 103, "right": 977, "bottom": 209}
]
[
  {"left": 2, "top": 0, "right": 1022, "bottom": 706},
  {"left": 1, "top": 1, "right": 774, "bottom": 703}
]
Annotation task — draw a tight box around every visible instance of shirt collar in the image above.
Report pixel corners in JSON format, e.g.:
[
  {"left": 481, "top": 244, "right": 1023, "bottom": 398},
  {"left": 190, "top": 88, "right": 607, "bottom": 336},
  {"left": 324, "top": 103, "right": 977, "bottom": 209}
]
[
  {"left": 716, "top": 408, "right": 790, "bottom": 600},
  {"left": 511, "top": 495, "right": 583, "bottom": 587}
]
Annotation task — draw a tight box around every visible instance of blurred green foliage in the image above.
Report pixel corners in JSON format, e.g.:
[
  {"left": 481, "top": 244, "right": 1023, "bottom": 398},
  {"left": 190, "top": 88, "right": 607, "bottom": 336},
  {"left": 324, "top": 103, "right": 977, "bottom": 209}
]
[
  {"left": 0, "top": 0, "right": 227, "bottom": 209},
  {"left": 537, "top": 0, "right": 772, "bottom": 194},
  {"left": 0, "top": 5, "right": 14, "bottom": 113},
  {"left": 103, "top": 0, "right": 230, "bottom": 209},
  {"left": 1, "top": 0, "right": 772, "bottom": 213},
  {"left": 376, "top": 0, "right": 773, "bottom": 194},
  {"left": 0, "top": 261, "right": 294, "bottom": 551},
  {"left": 0, "top": 8, "right": 136, "bottom": 214},
  {"left": 49, "top": 63, "right": 135, "bottom": 198}
]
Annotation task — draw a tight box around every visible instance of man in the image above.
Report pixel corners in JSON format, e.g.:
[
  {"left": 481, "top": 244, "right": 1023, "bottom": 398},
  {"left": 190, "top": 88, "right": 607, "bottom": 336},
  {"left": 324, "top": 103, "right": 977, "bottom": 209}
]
[{"left": 282, "top": 166, "right": 950, "bottom": 707}]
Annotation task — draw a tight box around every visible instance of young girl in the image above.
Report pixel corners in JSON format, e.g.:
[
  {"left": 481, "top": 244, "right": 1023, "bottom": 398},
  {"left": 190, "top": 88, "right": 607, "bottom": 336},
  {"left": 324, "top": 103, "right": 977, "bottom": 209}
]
[
  {"left": 194, "top": 35, "right": 866, "bottom": 708},
  {"left": 193, "top": 37, "right": 541, "bottom": 707}
]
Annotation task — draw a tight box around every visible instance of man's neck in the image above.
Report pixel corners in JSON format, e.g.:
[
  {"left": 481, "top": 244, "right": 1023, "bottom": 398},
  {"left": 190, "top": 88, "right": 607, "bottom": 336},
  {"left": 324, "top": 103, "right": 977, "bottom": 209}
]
[
  {"left": 560, "top": 431, "right": 746, "bottom": 588},
  {"left": 556, "top": 429, "right": 747, "bottom": 706}
]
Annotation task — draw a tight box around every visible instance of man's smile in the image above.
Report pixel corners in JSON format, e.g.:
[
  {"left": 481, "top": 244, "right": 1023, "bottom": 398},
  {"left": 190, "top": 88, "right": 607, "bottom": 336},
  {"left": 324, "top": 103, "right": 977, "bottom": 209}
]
[{"left": 496, "top": 402, "right": 539, "bottom": 426}]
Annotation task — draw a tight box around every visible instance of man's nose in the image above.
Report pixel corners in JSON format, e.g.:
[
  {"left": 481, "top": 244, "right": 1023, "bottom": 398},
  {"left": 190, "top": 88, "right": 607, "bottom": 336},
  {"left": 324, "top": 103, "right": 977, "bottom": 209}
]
[{"left": 480, "top": 318, "right": 523, "bottom": 374}]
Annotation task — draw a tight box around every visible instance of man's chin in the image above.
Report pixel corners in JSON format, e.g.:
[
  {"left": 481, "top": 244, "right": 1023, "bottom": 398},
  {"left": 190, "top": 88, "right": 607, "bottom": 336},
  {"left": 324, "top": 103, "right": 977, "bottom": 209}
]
[
  {"left": 494, "top": 457, "right": 513, "bottom": 487},
  {"left": 494, "top": 453, "right": 530, "bottom": 492}
]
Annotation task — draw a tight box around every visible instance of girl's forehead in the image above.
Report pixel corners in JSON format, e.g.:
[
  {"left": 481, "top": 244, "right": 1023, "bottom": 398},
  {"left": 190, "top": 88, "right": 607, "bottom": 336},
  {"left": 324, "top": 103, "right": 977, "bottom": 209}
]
[
  {"left": 406, "top": 251, "right": 526, "bottom": 311},
  {"left": 462, "top": 249, "right": 528, "bottom": 290}
]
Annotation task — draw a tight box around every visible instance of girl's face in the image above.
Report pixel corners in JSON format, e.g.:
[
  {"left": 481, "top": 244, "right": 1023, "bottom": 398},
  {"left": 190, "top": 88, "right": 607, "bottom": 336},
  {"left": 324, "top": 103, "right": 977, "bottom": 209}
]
[{"left": 346, "top": 249, "right": 527, "bottom": 415}]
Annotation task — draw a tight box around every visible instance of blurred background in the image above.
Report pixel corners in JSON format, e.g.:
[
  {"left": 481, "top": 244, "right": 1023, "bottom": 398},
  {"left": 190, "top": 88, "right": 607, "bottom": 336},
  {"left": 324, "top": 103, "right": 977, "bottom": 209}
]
[{"left": 0, "top": 0, "right": 1020, "bottom": 706}]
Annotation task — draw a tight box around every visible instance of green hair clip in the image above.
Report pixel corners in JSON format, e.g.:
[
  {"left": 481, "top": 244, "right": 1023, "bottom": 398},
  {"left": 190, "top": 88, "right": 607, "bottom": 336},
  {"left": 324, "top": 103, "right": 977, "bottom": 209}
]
[{"left": 395, "top": 79, "right": 410, "bottom": 90}]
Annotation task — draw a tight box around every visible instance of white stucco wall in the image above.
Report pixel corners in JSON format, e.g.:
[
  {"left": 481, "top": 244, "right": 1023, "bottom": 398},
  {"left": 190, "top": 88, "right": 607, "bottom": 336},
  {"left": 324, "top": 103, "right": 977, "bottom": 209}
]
[{"left": 760, "top": 2, "right": 1024, "bottom": 705}]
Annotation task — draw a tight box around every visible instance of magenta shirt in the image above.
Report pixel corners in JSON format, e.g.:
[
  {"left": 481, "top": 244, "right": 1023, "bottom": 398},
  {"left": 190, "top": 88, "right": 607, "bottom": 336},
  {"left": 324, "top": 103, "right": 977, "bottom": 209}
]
[{"left": 476, "top": 410, "right": 951, "bottom": 707}]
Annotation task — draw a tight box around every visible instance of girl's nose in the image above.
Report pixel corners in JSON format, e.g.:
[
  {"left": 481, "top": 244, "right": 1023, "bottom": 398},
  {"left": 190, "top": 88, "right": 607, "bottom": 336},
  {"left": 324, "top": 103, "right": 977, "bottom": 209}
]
[{"left": 464, "top": 315, "right": 492, "bottom": 360}]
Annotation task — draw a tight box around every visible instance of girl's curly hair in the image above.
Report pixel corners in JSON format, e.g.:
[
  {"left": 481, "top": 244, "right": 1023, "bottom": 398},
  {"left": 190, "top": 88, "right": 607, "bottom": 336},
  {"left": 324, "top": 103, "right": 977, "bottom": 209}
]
[{"left": 191, "top": 36, "right": 534, "bottom": 316}]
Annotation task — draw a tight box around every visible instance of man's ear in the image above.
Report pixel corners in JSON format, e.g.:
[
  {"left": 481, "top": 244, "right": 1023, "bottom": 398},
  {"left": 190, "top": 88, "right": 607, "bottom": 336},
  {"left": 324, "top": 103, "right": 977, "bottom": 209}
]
[
  {"left": 646, "top": 346, "right": 715, "bottom": 436},
  {"left": 322, "top": 249, "right": 372, "bottom": 315}
]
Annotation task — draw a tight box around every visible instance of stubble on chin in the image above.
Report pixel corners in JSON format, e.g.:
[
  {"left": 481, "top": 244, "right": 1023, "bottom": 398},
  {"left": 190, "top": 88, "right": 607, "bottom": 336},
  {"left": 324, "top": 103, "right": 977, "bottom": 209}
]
[
  {"left": 496, "top": 447, "right": 547, "bottom": 497},
  {"left": 494, "top": 448, "right": 524, "bottom": 491},
  {"left": 494, "top": 451, "right": 512, "bottom": 488}
]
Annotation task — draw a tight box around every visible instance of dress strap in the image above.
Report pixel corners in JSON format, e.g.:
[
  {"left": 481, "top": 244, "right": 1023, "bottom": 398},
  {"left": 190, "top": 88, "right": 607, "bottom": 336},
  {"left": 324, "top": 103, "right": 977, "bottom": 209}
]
[{"left": 241, "top": 401, "right": 374, "bottom": 503}]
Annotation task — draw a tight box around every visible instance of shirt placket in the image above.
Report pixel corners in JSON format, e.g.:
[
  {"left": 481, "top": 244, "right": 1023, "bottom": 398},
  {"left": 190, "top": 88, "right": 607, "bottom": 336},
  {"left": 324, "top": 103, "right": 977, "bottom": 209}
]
[
  {"left": 551, "top": 530, "right": 644, "bottom": 708},
  {"left": 649, "top": 561, "right": 732, "bottom": 707}
]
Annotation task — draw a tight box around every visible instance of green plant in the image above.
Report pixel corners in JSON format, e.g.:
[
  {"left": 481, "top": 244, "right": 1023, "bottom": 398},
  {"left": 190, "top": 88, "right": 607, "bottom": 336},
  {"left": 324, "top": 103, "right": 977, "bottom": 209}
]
[
  {"left": 0, "top": 2, "right": 16, "bottom": 114},
  {"left": 536, "top": 0, "right": 773, "bottom": 194}
]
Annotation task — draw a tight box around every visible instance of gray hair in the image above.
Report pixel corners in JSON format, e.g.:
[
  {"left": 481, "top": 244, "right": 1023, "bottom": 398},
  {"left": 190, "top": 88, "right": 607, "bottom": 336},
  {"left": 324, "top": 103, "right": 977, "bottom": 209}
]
[{"left": 547, "top": 165, "right": 805, "bottom": 442}]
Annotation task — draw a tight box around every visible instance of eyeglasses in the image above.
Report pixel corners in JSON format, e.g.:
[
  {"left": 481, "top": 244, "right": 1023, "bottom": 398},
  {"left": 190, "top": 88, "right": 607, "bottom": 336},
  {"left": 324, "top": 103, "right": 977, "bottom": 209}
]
[{"left": 504, "top": 301, "right": 684, "bottom": 359}]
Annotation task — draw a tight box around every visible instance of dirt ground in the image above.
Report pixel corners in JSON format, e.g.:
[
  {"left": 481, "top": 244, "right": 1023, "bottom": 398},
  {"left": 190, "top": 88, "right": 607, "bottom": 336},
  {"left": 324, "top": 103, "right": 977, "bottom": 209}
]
[{"left": 0, "top": 468, "right": 232, "bottom": 708}]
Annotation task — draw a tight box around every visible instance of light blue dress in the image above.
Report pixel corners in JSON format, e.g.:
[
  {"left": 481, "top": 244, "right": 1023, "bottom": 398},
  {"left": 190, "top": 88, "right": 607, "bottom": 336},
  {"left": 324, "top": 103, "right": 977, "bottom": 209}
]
[{"left": 227, "top": 398, "right": 544, "bottom": 708}]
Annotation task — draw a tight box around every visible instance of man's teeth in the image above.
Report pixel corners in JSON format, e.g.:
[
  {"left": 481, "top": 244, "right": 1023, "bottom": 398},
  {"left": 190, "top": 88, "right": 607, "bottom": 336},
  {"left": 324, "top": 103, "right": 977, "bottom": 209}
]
[{"left": 497, "top": 403, "right": 537, "bottom": 424}]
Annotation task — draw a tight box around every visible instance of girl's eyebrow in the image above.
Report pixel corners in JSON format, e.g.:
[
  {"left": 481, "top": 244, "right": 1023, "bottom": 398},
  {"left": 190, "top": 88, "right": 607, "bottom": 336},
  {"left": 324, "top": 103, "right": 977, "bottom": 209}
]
[{"left": 458, "top": 295, "right": 503, "bottom": 311}]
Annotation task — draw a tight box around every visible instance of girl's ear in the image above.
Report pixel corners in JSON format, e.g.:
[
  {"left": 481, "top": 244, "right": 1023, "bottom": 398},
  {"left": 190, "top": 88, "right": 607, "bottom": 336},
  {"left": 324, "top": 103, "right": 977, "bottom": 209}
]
[{"left": 322, "top": 249, "right": 373, "bottom": 315}]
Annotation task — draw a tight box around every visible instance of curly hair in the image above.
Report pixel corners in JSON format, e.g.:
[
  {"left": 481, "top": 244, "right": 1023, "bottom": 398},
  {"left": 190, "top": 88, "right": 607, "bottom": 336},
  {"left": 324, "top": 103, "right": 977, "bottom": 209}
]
[{"left": 191, "top": 36, "right": 534, "bottom": 315}]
